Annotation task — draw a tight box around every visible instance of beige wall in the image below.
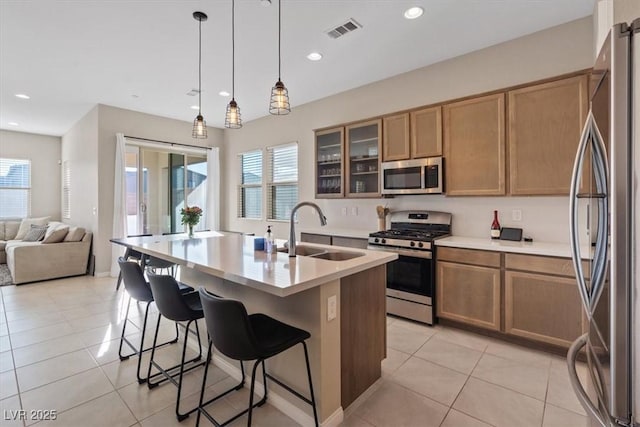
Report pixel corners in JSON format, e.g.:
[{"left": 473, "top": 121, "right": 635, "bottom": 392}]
[
  {"left": 0, "top": 130, "right": 62, "bottom": 220},
  {"left": 62, "top": 104, "right": 224, "bottom": 275},
  {"left": 222, "top": 17, "right": 594, "bottom": 243}
]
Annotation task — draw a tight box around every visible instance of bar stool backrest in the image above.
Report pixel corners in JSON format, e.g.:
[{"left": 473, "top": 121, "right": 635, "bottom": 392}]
[
  {"left": 148, "top": 275, "right": 198, "bottom": 322},
  {"left": 198, "top": 288, "right": 259, "bottom": 361},
  {"left": 118, "top": 257, "right": 154, "bottom": 302}
]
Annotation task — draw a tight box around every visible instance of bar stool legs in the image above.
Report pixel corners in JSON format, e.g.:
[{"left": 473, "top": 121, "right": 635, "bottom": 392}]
[{"left": 147, "top": 315, "right": 205, "bottom": 421}]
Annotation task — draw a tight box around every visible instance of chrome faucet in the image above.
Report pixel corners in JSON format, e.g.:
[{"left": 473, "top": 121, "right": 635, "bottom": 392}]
[{"left": 289, "top": 201, "right": 327, "bottom": 257}]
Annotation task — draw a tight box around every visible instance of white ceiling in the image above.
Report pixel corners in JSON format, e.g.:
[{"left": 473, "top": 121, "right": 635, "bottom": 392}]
[{"left": 0, "top": 0, "right": 595, "bottom": 137}]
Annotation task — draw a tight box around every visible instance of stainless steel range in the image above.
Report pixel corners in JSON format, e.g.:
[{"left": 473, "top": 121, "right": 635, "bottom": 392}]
[{"left": 367, "top": 211, "right": 452, "bottom": 325}]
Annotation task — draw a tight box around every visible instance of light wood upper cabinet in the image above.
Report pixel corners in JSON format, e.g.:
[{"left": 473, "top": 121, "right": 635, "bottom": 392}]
[
  {"left": 411, "top": 106, "right": 442, "bottom": 158},
  {"left": 315, "top": 127, "right": 345, "bottom": 199},
  {"left": 443, "top": 93, "right": 506, "bottom": 196},
  {"left": 382, "top": 113, "right": 410, "bottom": 161},
  {"left": 508, "top": 75, "right": 589, "bottom": 195},
  {"left": 346, "top": 119, "right": 382, "bottom": 198}
]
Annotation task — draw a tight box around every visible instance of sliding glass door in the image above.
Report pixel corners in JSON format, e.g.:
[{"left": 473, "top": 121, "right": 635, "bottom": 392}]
[{"left": 125, "top": 145, "right": 207, "bottom": 236}]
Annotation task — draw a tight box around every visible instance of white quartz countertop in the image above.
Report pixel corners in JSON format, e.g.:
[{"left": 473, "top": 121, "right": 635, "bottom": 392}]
[
  {"left": 435, "top": 236, "right": 589, "bottom": 258},
  {"left": 112, "top": 231, "right": 396, "bottom": 297}
]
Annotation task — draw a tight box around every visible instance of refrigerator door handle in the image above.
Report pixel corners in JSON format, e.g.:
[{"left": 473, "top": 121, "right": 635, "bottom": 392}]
[
  {"left": 569, "top": 112, "right": 594, "bottom": 315},
  {"left": 567, "top": 334, "right": 609, "bottom": 427}
]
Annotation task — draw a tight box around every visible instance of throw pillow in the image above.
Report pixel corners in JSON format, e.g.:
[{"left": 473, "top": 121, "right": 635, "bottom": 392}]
[
  {"left": 42, "top": 226, "right": 69, "bottom": 244},
  {"left": 22, "top": 224, "right": 47, "bottom": 242},
  {"left": 63, "top": 227, "right": 86, "bottom": 242},
  {"left": 15, "top": 217, "right": 50, "bottom": 240},
  {"left": 44, "top": 221, "right": 65, "bottom": 240},
  {"left": 0, "top": 222, "right": 5, "bottom": 241}
]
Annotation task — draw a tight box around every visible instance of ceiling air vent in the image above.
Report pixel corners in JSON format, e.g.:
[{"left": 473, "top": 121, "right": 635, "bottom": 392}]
[
  {"left": 186, "top": 89, "right": 200, "bottom": 96},
  {"left": 325, "top": 18, "right": 362, "bottom": 39}
]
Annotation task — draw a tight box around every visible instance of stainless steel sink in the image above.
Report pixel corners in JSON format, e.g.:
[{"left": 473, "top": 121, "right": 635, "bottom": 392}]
[
  {"left": 310, "top": 251, "right": 365, "bottom": 261},
  {"left": 276, "top": 245, "right": 326, "bottom": 256}
]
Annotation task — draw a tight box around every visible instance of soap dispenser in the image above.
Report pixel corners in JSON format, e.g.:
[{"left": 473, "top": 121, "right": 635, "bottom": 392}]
[{"left": 265, "top": 226, "right": 275, "bottom": 254}]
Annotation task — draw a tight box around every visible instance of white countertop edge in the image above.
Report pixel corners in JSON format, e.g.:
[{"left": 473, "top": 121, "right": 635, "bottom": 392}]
[
  {"left": 299, "top": 227, "right": 371, "bottom": 240},
  {"left": 435, "top": 236, "right": 590, "bottom": 259}
]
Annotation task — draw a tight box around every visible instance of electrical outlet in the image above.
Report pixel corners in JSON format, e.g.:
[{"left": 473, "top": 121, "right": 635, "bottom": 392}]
[
  {"left": 512, "top": 209, "right": 522, "bottom": 221},
  {"left": 350, "top": 206, "right": 358, "bottom": 216},
  {"left": 327, "top": 295, "right": 337, "bottom": 321},
  {"left": 341, "top": 207, "right": 348, "bottom": 216}
]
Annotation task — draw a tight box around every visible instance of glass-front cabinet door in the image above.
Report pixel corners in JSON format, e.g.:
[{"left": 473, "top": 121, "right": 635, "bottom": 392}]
[
  {"left": 346, "top": 119, "right": 382, "bottom": 197},
  {"left": 315, "top": 127, "right": 345, "bottom": 198}
]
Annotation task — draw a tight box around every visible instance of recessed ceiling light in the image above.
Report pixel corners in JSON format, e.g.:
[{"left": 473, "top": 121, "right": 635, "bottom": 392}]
[
  {"left": 14, "top": 94, "right": 30, "bottom": 99},
  {"left": 404, "top": 6, "right": 424, "bottom": 19},
  {"left": 219, "top": 91, "right": 230, "bottom": 97},
  {"left": 8, "top": 122, "right": 19, "bottom": 126},
  {"left": 190, "top": 105, "right": 200, "bottom": 110},
  {"left": 306, "top": 52, "right": 323, "bottom": 61},
  {"left": 131, "top": 94, "right": 139, "bottom": 99}
]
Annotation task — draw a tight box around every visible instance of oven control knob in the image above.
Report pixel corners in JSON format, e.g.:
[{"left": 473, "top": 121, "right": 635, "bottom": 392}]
[
  {"left": 374, "top": 238, "right": 379, "bottom": 243},
  {"left": 381, "top": 238, "right": 386, "bottom": 244},
  {"left": 410, "top": 241, "right": 415, "bottom": 247},
  {"left": 418, "top": 242, "right": 424, "bottom": 248}
]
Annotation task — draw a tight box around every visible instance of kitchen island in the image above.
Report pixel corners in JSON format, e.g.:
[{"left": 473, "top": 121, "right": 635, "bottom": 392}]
[{"left": 111, "top": 232, "right": 397, "bottom": 427}]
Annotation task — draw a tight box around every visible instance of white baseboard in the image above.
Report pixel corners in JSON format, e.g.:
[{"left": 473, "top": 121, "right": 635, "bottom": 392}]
[{"left": 94, "top": 271, "right": 110, "bottom": 278}]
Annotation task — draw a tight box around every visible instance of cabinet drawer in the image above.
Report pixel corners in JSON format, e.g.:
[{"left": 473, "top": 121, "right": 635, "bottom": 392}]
[
  {"left": 437, "top": 247, "right": 501, "bottom": 268},
  {"left": 505, "top": 253, "right": 586, "bottom": 277}
]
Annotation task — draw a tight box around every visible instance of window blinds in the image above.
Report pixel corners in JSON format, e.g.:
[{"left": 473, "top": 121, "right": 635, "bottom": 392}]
[
  {"left": 62, "top": 160, "right": 71, "bottom": 219},
  {"left": 0, "top": 158, "right": 31, "bottom": 219},
  {"left": 267, "top": 143, "right": 298, "bottom": 221},
  {"left": 238, "top": 150, "right": 263, "bottom": 219}
]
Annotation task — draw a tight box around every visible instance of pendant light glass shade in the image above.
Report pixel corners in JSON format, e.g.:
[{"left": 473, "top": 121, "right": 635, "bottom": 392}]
[
  {"left": 192, "top": 11, "right": 208, "bottom": 139},
  {"left": 269, "top": 0, "right": 290, "bottom": 115},
  {"left": 225, "top": 0, "right": 242, "bottom": 128},
  {"left": 225, "top": 99, "right": 242, "bottom": 128}
]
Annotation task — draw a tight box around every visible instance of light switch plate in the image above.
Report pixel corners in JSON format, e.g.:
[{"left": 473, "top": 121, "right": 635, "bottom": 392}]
[
  {"left": 341, "top": 207, "right": 348, "bottom": 216},
  {"left": 512, "top": 209, "right": 522, "bottom": 221},
  {"left": 350, "top": 206, "right": 358, "bottom": 216}
]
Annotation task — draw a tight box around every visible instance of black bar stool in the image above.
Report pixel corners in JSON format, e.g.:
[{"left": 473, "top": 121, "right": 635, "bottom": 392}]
[
  {"left": 196, "top": 288, "right": 319, "bottom": 427},
  {"left": 117, "top": 258, "right": 194, "bottom": 383},
  {"left": 147, "top": 275, "right": 206, "bottom": 421}
]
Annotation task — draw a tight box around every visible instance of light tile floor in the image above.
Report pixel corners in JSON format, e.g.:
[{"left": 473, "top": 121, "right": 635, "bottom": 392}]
[{"left": 0, "top": 275, "right": 589, "bottom": 427}]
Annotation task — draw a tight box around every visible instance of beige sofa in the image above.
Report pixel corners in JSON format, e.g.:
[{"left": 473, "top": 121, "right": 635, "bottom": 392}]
[{"left": 0, "top": 220, "right": 92, "bottom": 285}]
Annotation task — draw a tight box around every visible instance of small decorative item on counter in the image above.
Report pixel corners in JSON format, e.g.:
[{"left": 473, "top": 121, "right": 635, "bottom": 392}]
[
  {"left": 254, "top": 237, "right": 265, "bottom": 251},
  {"left": 490, "top": 210, "right": 501, "bottom": 240},
  {"left": 265, "top": 225, "right": 275, "bottom": 253},
  {"left": 181, "top": 205, "right": 203, "bottom": 238},
  {"left": 376, "top": 205, "right": 390, "bottom": 231}
]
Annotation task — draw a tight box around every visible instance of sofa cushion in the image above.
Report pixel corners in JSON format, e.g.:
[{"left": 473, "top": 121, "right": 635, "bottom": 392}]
[
  {"left": 15, "top": 217, "right": 50, "bottom": 240},
  {"left": 4, "top": 221, "right": 20, "bottom": 240},
  {"left": 0, "top": 241, "right": 5, "bottom": 252},
  {"left": 42, "top": 226, "right": 69, "bottom": 243},
  {"left": 0, "top": 222, "right": 4, "bottom": 241},
  {"left": 23, "top": 225, "right": 48, "bottom": 242},
  {"left": 63, "top": 227, "right": 86, "bottom": 242}
]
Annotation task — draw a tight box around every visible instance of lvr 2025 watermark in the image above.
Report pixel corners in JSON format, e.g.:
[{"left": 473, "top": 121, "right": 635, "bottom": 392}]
[{"left": 4, "top": 409, "right": 57, "bottom": 421}]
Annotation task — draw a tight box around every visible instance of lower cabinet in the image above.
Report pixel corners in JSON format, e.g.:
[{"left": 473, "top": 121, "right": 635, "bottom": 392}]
[
  {"left": 300, "top": 232, "right": 368, "bottom": 249},
  {"left": 437, "top": 261, "right": 501, "bottom": 331},
  {"left": 436, "top": 248, "right": 585, "bottom": 349}
]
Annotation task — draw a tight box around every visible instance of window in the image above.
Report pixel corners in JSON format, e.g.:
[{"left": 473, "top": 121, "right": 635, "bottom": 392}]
[
  {"left": 267, "top": 143, "right": 298, "bottom": 220},
  {"left": 62, "top": 161, "right": 71, "bottom": 219},
  {"left": 0, "top": 158, "right": 31, "bottom": 219},
  {"left": 238, "top": 150, "right": 263, "bottom": 219}
]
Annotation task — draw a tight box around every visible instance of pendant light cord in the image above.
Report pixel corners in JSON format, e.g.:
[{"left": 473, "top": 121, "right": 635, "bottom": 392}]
[
  {"left": 232, "top": 0, "right": 235, "bottom": 98},
  {"left": 278, "top": 0, "right": 281, "bottom": 80},
  {"left": 198, "top": 15, "right": 202, "bottom": 115}
]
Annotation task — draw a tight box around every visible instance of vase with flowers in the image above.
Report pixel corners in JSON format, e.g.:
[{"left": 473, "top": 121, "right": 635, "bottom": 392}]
[{"left": 181, "top": 205, "right": 203, "bottom": 238}]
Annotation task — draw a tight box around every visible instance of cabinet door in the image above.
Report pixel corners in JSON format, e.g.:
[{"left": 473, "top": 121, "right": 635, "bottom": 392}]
[
  {"left": 436, "top": 261, "right": 501, "bottom": 330},
  {"left": 315, "top": 127, "right": 345, "bottom": 198},
  {"left": 382, "top": 113, "right": 410, "bottom": 161},
  {"left": 300, "top": 232, "right": 331, "bottom": 245},
  {"left": 332, "top": 236, "right": 368, "bottom": 249},
  {"left": 505, "top": 270, "right": 585, "bottom": 348},
  {"left": 346, "top": 119, "right": 382, "bottom": 198},
  {"left": 508, "top": 75, "right": 588, "bottom": 195},
  {"left": 411, "top": 106, "right": 442, "bottom": 158},
  {"left": 443, "top": 93, "right": 506, "bottom": 196}
]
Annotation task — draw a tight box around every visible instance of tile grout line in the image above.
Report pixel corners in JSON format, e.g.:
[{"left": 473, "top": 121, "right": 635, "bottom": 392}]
[{"left": 1, "top": 286, "right": 26, "bottom": 427}]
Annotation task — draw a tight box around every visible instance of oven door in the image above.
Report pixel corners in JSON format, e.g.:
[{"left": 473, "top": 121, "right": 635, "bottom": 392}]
[{"left": 385, "top": 251, "right": 433, "bottom": 304}]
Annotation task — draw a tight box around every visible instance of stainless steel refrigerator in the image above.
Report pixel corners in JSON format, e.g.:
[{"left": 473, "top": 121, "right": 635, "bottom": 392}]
[{"left": 568, "top": 19, "right": 639, "bottom": 427}]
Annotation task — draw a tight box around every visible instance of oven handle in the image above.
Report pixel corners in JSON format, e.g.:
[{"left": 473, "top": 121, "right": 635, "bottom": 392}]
[{"left": 367, "top": 245, "right": 432, "bottom": 259}]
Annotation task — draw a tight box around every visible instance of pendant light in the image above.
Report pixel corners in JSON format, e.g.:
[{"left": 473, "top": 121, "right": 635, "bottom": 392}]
[
  {"left": 192, "top": 11, "right": 208, "bottom": 138},
  {"left": 269, "top": 0, "right": 290, "bottom": 115},
  {"left": 225, "top": 0, "right": 242, "bottom": 128}
]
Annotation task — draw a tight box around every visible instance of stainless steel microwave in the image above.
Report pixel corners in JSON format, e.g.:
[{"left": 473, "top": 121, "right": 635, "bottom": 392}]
[{"left": 381, "top": 157, "right": 443, "bottom": 195}]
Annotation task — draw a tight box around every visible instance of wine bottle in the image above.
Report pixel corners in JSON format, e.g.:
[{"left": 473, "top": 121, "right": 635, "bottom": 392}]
[{"left": 491, "top": 210, "right": 501, "bottom": 240}]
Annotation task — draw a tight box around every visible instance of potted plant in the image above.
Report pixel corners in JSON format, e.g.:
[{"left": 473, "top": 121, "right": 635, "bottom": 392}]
[{"left": 181, "top": 206, "right": 203, "bottom": 238}]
